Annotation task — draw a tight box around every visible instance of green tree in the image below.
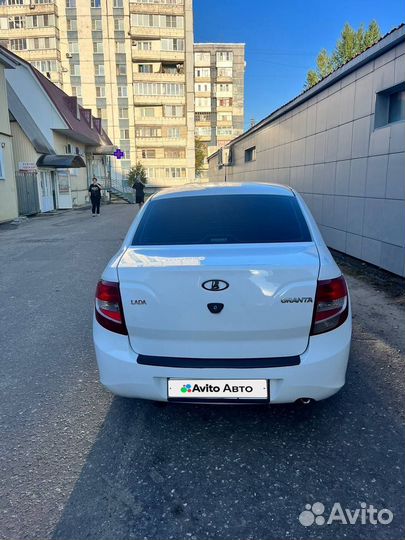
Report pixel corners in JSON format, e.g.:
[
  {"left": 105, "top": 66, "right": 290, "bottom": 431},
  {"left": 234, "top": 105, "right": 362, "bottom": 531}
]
[
  {"left": 304, "top": 20, "right": 382, "bottom": 89},
  {"left": 364, "top": 20, "right": 381, "bottom": 48},
  {"left": 354, "top": 24, "right": 366, "bottom": 55},
  {"left": 316, "top": 49, "right": 333, "bottom": 79},
  {"left": 127, "top": 162, "right": 147, "bottom": 187},
  {"left": 305, "top": 69, "right": 320, "bottom": 89},
  {"left": 334, "top": 23, "right": 358, "bottom": 67},
  {"left": 195, "top": 137, "right": 206, "bottom": 177}
]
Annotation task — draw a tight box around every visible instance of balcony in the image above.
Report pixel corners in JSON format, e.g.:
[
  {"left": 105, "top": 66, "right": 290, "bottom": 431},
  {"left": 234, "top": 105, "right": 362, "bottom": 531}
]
[
  {"left": 135, "top": 137, "right": 187, "bottom": 147},
  {"left": 133, "top": 71, "right": 185, "bottom": 83},
  {"left": 0, "top": 2, "right": 57, "bottom": 15},
  {"left": 129, "top": 3, "right": 184, "bottom": 15},
  {"left": 132, "top": 94, "right": 185, "bottom": 105},
  {"left": 130, "top": 26, "right": 184, "bottom": 39},
  {"left": 0, "top": 26, "right": 58, "bottom": 39},
  {"left": 16, "top": 48, "right": 61, "bottom": 62},
  {"left": 131, "top": 47, "right": 184, "bottom": 63},
  {"left": 194, "top": 76, "right": 211, "bottom": 83},
  {"left": 134, "top": 115, "right": 186, "bottom": 126},
  {"left": 136, "top": 156, "right": 188, "bottom": 166},
  {"left": 216, "top": 75, "right": 233, "bottom": 83}
]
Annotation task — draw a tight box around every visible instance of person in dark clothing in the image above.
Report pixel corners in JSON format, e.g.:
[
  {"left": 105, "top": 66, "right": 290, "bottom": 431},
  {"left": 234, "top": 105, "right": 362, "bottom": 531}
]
[
  {"left": 133, "top": 179, "right": 145, "bottom": 208},
  {"left": 88, "top": 177, "right": 102, "bottom": 216}
]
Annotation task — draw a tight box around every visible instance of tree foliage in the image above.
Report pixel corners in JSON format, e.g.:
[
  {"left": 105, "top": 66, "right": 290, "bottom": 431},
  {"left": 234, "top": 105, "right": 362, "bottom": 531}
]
[
  {"left": 305, "top": 20, "right": 381, "bottom": 89},
  {"left": 195, "top": 137, "right": 206, "bottom": 177},
  {"left": 127, "top": 162, "right": 147, "bottom": 187}
]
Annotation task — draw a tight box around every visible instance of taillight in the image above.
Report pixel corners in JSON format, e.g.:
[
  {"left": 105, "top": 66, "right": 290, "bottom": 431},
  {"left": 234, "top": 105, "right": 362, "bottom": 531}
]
[
  {"left": 311, "top": 276, "right": 349, "bottom": 335},
  {"left": 95, "top": 280, "right": 128, "bottom": 335}
]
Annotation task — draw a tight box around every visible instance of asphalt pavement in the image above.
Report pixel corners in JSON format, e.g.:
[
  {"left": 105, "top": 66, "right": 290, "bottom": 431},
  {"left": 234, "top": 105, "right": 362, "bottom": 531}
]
[{"left": 0, "top": 203, "right": 404, "bottom": 540}]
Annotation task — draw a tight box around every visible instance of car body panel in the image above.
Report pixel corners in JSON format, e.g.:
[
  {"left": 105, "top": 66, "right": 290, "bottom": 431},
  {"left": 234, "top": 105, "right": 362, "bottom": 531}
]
[{"left": 95, "top": 183, "right": 352, "bottom": 403}]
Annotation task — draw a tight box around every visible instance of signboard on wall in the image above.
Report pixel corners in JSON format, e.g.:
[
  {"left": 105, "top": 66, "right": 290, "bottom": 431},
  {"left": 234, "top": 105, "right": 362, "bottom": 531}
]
[{"left": 18, "top": 162, "right": 38, "bottom": 172}]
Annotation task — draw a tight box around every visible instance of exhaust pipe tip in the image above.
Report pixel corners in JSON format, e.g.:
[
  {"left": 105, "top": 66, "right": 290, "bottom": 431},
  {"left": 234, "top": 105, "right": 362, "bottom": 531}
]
[{"left": 296, "top": 397, "right": 315, "bottom": 405}]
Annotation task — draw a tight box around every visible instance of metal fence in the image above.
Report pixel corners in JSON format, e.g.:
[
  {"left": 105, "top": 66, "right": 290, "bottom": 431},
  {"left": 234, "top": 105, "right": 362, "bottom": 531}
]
[{"left": 109, "top": 176, "right": 135, "bottom": 203}]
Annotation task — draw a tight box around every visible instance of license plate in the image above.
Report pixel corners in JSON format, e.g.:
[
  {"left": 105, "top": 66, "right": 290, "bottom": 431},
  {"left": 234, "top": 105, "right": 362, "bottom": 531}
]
[{"left": 168, "top": 379, "right": 268, "bottom": 400}]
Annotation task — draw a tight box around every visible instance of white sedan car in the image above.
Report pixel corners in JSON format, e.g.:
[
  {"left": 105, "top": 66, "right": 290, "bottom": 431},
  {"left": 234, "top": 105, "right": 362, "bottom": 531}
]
[{"left": 93, "top": 183, "right": 351, "bottom": 404}]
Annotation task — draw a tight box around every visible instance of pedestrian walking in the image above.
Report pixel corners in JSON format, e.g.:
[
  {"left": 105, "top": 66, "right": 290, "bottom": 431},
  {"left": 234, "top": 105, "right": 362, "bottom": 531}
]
[
  {"left": 88, "top": 177, "right": 102, "bottom": 216},
  {"left": 133, "top": 178, "right": 145, "bottom": 208}
]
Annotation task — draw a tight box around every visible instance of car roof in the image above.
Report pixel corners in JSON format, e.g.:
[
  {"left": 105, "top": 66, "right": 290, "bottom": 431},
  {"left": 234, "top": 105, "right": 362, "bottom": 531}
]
[{"left": 152, "top": 182, "right": 294, "bottom": 200}]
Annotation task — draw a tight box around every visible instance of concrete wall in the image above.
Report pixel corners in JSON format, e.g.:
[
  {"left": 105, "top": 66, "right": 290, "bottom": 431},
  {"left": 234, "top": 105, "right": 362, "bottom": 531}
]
[
  {"left": 209, "top": 33, "right": 405, "bottom": 277},
  {"left": 0, "top": 64, "right": 18, "bottom": 223}
]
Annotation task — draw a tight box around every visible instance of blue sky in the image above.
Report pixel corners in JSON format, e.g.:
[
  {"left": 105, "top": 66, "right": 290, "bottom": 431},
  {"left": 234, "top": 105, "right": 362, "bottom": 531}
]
[{"left": 193, "top": 0, "right": 404, "bottom": 130}]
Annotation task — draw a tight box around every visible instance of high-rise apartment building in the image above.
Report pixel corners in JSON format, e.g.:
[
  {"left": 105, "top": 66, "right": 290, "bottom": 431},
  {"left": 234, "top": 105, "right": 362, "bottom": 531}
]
[
  {"left": 0, "top": 0, "right": 195, "bottom": 187},
  {"left": 194, "top": 43, "right": 245, "bottom": 178}
]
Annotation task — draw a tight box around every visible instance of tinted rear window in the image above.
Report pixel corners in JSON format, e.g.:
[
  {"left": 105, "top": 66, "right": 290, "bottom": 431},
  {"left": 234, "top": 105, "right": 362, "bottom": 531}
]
[{"left": 132, "top": 194, "right": 311, "bottom": 245}]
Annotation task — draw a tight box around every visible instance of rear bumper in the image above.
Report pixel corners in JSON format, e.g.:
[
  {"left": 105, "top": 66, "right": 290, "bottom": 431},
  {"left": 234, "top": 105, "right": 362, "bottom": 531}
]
[{"left": 93, "top": 316, "right": 351, "bottom": 404}]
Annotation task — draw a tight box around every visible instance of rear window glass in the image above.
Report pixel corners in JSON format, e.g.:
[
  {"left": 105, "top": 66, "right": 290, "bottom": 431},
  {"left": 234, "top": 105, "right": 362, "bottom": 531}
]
[{"left": 132, "top": 194, "right": 311, "bottom": 245}]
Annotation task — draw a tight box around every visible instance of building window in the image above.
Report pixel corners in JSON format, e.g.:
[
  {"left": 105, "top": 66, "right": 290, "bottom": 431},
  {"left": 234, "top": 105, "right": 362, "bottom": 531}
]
[
  {"left": 168, "top": 127, "right": 180, "bottom": 139},
  {"left": 93, "top": 41, "right": 103, "bottom": 53},
  {"left": 117, "top": 86, "right": 127, "bottom": 97},
  {"left": 71, "top": 86, "right": 82, "bottom": 97},
  {"left": 95, "top": 64, "right": 105, "bottom": 76},
  {"left": 135, "top": 41, "right": 152, "bottom": 51},
  {"left": 138, "top": 107, "right": 155, "bottom": 117},
  {"left": 68, "top": 41, "right": 79, "bottom": 53},
  {"left": 195, "top": 112, "right": 211, "bottom": 122},
  {"left": 8, "top": 16, "right": 24, "bottom": 29},
  {"left": 136, "top": 127, "right": 161, "bottom": 138},
  {"left": 196, "top": 83, "right": 211, "bottom": 92},
  {"left": 118, "top": 108, "right": 128, "bottom": 119},
  {"left": 218, "top": 112, "right": 232, "bottom": 122},
  {"left": 114, "top": 18, "right": 124, "bottom": 30},
  {"left": 120, "top": 129, "right": 130, "bottom": 139},
  {"left": 9, "top": 39, "right": 27, "bottom": 51},
  {"left": 70, "top": 64, "right": 80, "bottom": 76},
  {"left": 165, "top": 167, "right": 186, "bottom": 178},
  {"left": 134, "top": 82, "right": 184, "bottom": 96},
  {"left": 245, "top": 146, "right": 256, "bottom": 162},
  {"left": 31, "top": 60, "right": 57, "bottom": 73},
  {"left": 131, "top": 13, "right": 183, "bottom": 28},
  {"left": 165, "top": 148, "right": 185, "bottom": 159},
  {"left": 96, "top": 86, "right": 106, "bottom": 97},
  {"left": 161, "top": 38, "right": 184, "bottom": 52},
  {"left": 388, "top": 89, "right": 405, "bottom": 123},
  {"left": 91, "top": 0, "right": 101, "bottom": 7},
  {"left": 195, "top": 97, "right": 211, "bottom": 108},
  {"left": 138, "top": 64, "right": 153, "bottom": 73},
  {"left": 92, "top": 18, "right": 102, "bottom": 30},
  {"left": 195, "top": 68, "right": 210, "bottom": 78},
  {"left": 375, "top": 84, "right": 405, "bottom": 128},
  {"left": 141, "top": 149, "right": 156, "bottom": 159},
  {"left": 164, "top": 105, "right": 183, "bottom": 118},
  {"left": 115, "top": 41, "right": 125, "bottom": 53},
  {"left": 218, "top": 67, "right": 233, "bottom": 77},
  {"left": 217, "top": 97, "right": 233, "bottom": 107},
  {"left": 116, "top": 63, "right": 126, "bottom": 76},
  {"left": 195, "top": 52, "right": 210, "bottom": 64},
  {"left": 113, "top": 0, "right": 123, "bottom": 6},
  {"left": 66, "top": 0, "right": 76, "bottom": 7},
  {"left": 67, "top": 18, "right": 77, "bottom": 31},
  {"left": 216, "top": 51, "right": 233, "bottom": 62}
]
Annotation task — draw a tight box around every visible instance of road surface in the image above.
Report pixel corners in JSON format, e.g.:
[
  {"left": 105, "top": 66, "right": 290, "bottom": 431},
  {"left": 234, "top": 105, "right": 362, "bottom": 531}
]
[{"left": 0, "top": 203, "right": 403, "bottom": 540}]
